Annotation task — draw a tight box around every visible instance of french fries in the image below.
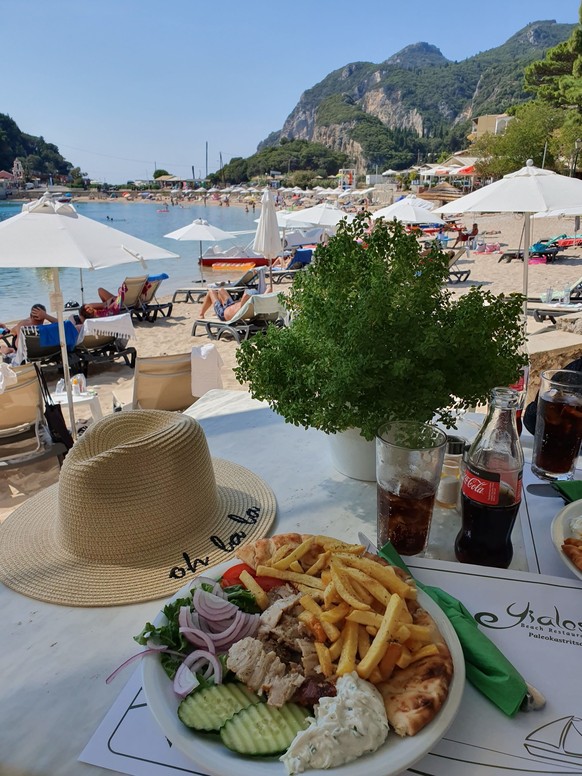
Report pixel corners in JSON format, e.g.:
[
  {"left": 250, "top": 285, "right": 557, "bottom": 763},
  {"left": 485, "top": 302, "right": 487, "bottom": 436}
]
[
  {"left": 254, "top": 535, "right": 440, "bottom": 686},
  {"left": 239, "top": 569, "right": 269, "bottom": 611}
]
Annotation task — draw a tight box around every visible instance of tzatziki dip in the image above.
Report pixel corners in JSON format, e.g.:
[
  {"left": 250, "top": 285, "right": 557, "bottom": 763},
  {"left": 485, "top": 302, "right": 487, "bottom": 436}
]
[{"left": 280, "top": 671, "right": 389, "bottom": 774}]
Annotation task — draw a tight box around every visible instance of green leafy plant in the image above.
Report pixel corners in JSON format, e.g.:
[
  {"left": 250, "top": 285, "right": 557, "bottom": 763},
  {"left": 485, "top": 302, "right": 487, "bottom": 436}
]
[{"left": 235, "top": 215, "right": 527, "bottom": 440}]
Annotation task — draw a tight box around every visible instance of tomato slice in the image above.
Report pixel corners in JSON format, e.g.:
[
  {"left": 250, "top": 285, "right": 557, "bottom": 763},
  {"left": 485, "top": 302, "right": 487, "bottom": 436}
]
[
  {"left": 254, "top": 575, "right": 283, "bottom": 592},
  {"left": 220, "top": 562, "right": 281, "bottom": 592},
  {"left": 220, "top": 562, "right": 254, "bottom": 588}
]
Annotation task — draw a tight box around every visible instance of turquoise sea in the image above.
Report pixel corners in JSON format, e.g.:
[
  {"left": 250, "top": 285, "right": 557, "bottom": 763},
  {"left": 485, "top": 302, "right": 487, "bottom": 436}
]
[{"left": 0, "top": 200, "right": 260, "bottom": 322}]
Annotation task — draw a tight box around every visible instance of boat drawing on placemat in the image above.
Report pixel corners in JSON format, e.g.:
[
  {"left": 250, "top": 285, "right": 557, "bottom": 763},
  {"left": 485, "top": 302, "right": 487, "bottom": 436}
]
[{"left": 524, "top": 716, "right": 582, "bottom": 768}]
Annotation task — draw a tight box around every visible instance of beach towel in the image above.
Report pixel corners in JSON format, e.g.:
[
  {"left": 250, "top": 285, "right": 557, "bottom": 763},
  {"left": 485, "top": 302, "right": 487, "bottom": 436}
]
[
  {"left": 191, "top": 344, "right": 224, "bottom": 398},
  {"left": 77, "top": 313, "right": 136, "bottom": 343},
  {"left": 38, "top": 321, "right": 79, "bottom": 350},
  {"left": 147, "top": 273, "right": 169, "bottom": 282},
  {"left": 257, "top": 267, "right": 267, "bottom": 294},
  {"left": 0, "top": 362, "right": 17, "bottom": 394}
]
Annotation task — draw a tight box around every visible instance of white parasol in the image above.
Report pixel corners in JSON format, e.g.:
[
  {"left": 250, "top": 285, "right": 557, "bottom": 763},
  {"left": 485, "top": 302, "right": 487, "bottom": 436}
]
[
  {"left": 164, "top": 218, "right": 237, "bottom": 281},
  {"left": 252, "top": 188, "right": 283, "bottom": 283},
  {"left": 0, "top": 194, "right": 179, "bottom": 434},
  {"left": 436, "top": 160, "right": 582, "bottom": 306},
  {"left": 371, "top": 199, "right": 444, "bottom": 225},
  {"left": 284, "top": 202, "right": 355, "bottom": 228}
]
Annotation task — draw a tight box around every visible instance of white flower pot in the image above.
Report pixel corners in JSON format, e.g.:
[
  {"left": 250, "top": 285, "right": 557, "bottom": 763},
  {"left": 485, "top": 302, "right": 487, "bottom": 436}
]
[{"left": 327, "top": 427, "right": 376, "bottom": 482}]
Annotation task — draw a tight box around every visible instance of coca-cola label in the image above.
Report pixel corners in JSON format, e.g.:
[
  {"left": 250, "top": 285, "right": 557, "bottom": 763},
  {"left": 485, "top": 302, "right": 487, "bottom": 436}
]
[
  {"left": 462, "top": 464, "right": 500, "bottom": 505},
  {"left": 462, "top": 463, "right": 522, "bottom": 506}
]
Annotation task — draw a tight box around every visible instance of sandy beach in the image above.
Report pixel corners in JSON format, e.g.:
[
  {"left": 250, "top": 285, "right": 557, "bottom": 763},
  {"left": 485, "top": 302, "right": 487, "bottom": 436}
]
[{"left": 3, "top": 206, "right": 582, "bottom": 522}]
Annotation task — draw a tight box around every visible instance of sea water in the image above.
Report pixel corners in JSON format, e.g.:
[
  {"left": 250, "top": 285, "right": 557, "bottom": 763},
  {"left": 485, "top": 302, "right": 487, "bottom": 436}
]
[{"left": 0, "top": 200, "right": 259, "bottom": 322}]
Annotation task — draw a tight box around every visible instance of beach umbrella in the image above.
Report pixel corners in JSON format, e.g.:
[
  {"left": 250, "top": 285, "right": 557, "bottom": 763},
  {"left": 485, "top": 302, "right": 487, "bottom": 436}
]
[
  {"left": 164, "top": 218, "right": 237, "bottom": 281},
  {"left": 371, "top": 199, "right": 444, "bottom": 225},
  {"left": 284, "top": 202, "right": 355, "bottom": 228},
  {"left": 436, "top": 159, "right": 582, "bottom": 304},
  {"left": 0, "top": 194, "right": 179, "bottom": 433},
  {"left": 253, "top": 188, "right": 283, "bottom": 283}
]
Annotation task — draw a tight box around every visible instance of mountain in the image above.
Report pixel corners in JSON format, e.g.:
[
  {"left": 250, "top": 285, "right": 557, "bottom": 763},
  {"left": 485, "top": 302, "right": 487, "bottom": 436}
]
[
  {"left": 0, "top": 113, "right": 73, "bottom": 178},
  {"left": 259, "top": 20, "right": 575, "bottom": 171}
]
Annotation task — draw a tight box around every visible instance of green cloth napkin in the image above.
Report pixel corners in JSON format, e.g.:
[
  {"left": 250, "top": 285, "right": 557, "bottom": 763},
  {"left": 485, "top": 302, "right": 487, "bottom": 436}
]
[
  {"left": 551, "top": 480, "right": 582, "bottom": 504},
  {"left": 379, "top": 541, "right": 528, "bottom": 717}
]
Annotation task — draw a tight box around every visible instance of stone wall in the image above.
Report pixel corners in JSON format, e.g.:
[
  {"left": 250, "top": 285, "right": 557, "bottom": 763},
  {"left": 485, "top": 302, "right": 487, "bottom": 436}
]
[{"left": 526, "top": 327, "right": 582, "bottom": 403}]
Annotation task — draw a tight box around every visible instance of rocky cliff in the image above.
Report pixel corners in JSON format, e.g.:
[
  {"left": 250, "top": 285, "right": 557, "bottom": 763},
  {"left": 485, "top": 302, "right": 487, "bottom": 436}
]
[{"left": 259, "top": 21, "right": 574, "bottom": 170}]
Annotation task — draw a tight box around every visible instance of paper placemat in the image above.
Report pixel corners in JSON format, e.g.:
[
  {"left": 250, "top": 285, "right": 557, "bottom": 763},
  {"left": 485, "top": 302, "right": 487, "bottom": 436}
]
[
  {"left": 520, "top": 465, "right": 581, "bottom": 579},
  {"left": 80, "top": 559, "right": 582, "bottom": 776}
]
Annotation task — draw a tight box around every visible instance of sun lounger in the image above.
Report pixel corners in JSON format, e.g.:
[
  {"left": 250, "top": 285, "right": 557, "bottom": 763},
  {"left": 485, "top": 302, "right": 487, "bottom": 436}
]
[
  {"left": 117, "top": 275, "right": 149, "bottom": 317},
  {"left": 15, "top": 323, "right": 84, "bottom": 374},
  {"left": 172, "top": 269, "right": 260, "bottom": 304},
  {"left": 0, "top": 363, "right": 67, "bottom": 470},
  {"left": 446, "top": 249, "right": 471, "bottom": 283},
  {"left": 132, "top": 352, "right": 195, "bottom": 411},
  {"left": 526, "top": 275, "right": 582, "bottom": 304},
  {"left": 133, "top": 275, "right": 173, "bottom": 322},
  {"left": 272, "top": 268, "right": 304, "bottom": 284},
  {"left": 192, "top": 292, "right": 285, "bottom": 344},
  {"left": 74, "top": 313, "right": 137, "bottom": 374},
  {"left": 498, "top": 246, "right": 561, "bottom": 263},
  {"left": 531, "top": 302, "right": 582, "bottom": 325}
]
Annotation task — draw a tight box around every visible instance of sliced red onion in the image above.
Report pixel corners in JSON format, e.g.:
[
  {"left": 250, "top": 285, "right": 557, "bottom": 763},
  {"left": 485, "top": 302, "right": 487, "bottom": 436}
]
[
  {"left": 178, "top": 605, "right": 194, "bottom": 631},
  {"left": 146, "top": 637, "right": 168, "bottom": 651},
  {"left": 179, "top": 627, "right": 215, "bottom": 652},
  {"left": 182, "top": 650, "right": 223, "bottom": 684},
  {"left": 106, "top": 648, "right": 183, "bottom": 684},
  {"left": 193, "top": 588, "right": 238, "bottom": 620},
  {"left": 190, "top": 577, "right": 224, "bottom": 597},
  {"left": 173, "top": 663, "right": 200, "bottom": 699}
]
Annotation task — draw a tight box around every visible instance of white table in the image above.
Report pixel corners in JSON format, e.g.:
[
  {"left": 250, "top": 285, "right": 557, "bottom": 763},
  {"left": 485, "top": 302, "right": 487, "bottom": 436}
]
[
  {"left": 0, "top": 390, "right": 570, "bottom": 775},
  {"left": 51, "top": 390, "right": 103, "bottom": 423}
]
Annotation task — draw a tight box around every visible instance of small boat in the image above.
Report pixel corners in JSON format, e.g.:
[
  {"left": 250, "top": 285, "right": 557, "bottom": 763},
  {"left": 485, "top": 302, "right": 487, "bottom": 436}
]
[
  {"left": 200, "top": 243, "right": 270, "bottom": 267},
  {"left": 210, "top": 261, "right": 256, "bottom": 272}
]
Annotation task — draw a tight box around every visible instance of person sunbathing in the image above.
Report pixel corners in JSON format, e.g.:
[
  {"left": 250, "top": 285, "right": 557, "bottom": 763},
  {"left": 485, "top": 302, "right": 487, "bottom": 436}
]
[
  {"left": 81, "top": 287, "right": 122, "bottom": 316},
  {"left": 68, "top": 305, "right": 97, "bottom": 329},
  {"left": 199, "top": 288, "right": 257, "bottom": 321},
  {"left": 10, "top": 304, "right": 58, "bottom": 339}
]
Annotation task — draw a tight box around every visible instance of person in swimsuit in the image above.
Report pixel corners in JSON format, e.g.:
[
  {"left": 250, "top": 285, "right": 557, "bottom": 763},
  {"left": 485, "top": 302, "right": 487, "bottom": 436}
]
[{"left": 198, "top": 288, "right": 257, "bottom": 321}]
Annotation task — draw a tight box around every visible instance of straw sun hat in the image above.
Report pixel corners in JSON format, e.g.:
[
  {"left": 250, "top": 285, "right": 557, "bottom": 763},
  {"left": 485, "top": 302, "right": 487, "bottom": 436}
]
[{"left": 0, "top": 410, "right": 276, "bottom": 607}]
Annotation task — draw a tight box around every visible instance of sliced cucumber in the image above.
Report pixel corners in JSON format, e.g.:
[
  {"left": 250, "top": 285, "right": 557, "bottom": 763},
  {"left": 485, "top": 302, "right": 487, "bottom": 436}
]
[
  {"left": 178, "top": 683, "right": 261, "bottom": 732},
  {"left": 220, "top": 702, "right": 310, "bottom": 756}
]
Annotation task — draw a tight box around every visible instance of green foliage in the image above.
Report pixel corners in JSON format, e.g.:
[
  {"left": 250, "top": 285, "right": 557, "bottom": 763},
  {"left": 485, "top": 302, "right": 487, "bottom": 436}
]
[
  {"left": 235, "top": 217, "right": 526, "bottom": 440},
  {"left": 0, "top": 113, "right": 72, "bottom": 177},
  {"left": 472, "top": 99, "right": 564, "bottom": 177},
  {"left": 153, "top": 169, "right": 170, "bottom": 178},
  {"left": 213, "top": 139, "right": 348, "bottom": 185},
  {"left": 259, "top": 20, "right": 574, "bottom": 169},
  {"left": 525, "top": 5, "right": 582, "bottom": 112}
]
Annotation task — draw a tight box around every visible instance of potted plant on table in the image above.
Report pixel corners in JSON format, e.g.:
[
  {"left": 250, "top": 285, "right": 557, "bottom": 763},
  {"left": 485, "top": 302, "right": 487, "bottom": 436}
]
[{"left": 235, "top": 215, "right": 527, "bottom": 480}]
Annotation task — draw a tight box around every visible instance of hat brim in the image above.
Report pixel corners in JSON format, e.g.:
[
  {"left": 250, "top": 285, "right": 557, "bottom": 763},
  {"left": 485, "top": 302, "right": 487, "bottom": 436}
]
[{"left": 0, "top": 458, "right": 276, "bottom": 607}]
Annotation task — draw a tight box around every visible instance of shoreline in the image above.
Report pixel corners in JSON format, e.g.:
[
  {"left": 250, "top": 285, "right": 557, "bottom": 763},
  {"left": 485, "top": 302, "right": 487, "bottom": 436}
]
[{"left": 3, "top": 206, "right": 582, "bottom": 521}]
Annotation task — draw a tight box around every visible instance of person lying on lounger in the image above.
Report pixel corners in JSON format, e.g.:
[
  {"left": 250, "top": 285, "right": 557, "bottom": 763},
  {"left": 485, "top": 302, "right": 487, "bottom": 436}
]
[
  {"left": 10, "top": 304, "right": 58, "bottom": 339},
  {"left": 198, "top": 284, "right": 273, "bottom": 322},
  {"left": 198, "top": 288, "right": 257, "bottom": 321}
]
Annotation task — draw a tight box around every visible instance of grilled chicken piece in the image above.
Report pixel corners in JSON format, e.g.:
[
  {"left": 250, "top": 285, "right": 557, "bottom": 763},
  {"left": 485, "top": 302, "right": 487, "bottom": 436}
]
[
  {"left": 259, "top": 592, "right": 302, "bottom": 632},
  {"left": 226, "top": 637, "right": 305, "bottom": 707}
]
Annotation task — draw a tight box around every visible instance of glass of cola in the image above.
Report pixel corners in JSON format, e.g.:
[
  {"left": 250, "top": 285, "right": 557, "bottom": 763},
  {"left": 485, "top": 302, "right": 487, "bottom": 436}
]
[
  {"left": 376, "top": 421, "right": 447, "bottom": 555},
  {"left": 532, "top": 369, "right": 582, "bottom": 481}
]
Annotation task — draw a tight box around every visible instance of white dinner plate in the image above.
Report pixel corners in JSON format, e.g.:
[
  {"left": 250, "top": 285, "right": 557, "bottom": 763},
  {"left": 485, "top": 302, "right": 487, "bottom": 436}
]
[
  {"left": 142, "top": 558, "right": 466, "bottom": 776},
  {"left": 551, "top": 501, "right": 582, "bottom": 582}
]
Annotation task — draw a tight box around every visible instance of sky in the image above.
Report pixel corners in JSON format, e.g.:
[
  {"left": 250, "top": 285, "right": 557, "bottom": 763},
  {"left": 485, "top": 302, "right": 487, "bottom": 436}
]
[{"left": 2, "top": 0, "right": 579, "bottom": 184}]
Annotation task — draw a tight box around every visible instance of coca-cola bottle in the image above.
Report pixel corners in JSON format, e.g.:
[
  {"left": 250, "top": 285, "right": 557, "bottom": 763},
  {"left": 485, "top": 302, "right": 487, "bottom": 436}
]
[{"left": 455, "top": 387, "right": 524, "bottom": 568}]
